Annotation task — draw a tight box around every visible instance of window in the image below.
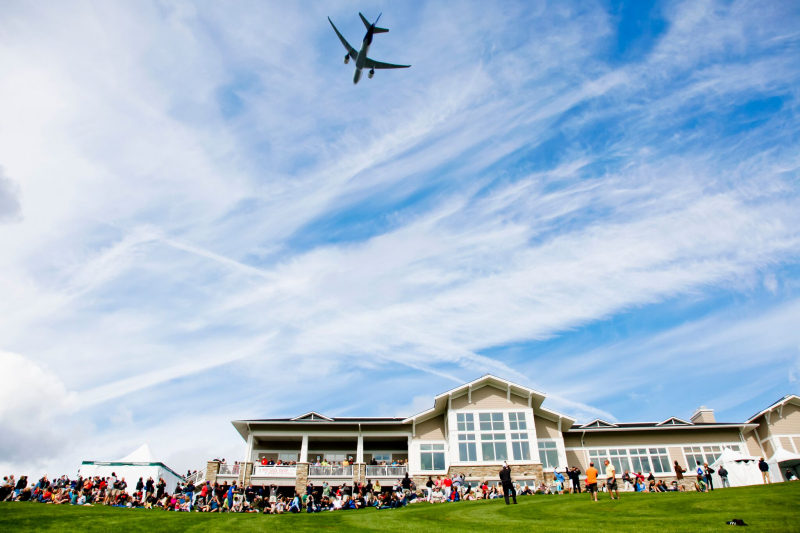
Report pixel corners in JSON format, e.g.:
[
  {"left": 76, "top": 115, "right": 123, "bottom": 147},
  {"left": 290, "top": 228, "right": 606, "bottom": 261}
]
[
  {"left": 508, "top": 412, "right": 527, "bottom": 430},
  {"left": 683, "top": 445, "right": 736, "bottom": 468},
  {"left": 481, "top": 433, "right": 508, "bottom": 461},
  {"left": 511, "top": 433, "right": 531, "bottom": 461},
  {"left": 608, "top": 449, "right": 631, "bottom": 473},
  {"left": 458, "top": 434, "right": 477, "bottom": 462},
  {"left": 539, "top": 441, "right": 559, "bottom": 468},
  {"left": 420, "top": 444, "right": 445, "bottom": 471},
  {"left": 279, "top": 453, "right": 298, "bottom": 462},
  {"left": 457, "top": 413, "right": 475, "bottom": 431},
  {"left": 479, "top": 413, "right": 505, "bottom": 431},
  {"left": 372, "top": 453, "right": 391, "bottom": 462}
]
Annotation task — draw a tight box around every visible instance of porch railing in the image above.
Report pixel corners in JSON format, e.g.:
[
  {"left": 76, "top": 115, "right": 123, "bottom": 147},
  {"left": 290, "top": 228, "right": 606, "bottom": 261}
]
[
  {"left": 252, "top": 465, "right": 297, "bottom": 478},
  {"left": 308, "top": 465, "right": 354, "bottom": 477},
  {"left": 365, "top": 465, "right": 408, "bottom": 478},
  {"left": 218, "top": 464, "right": 240, "bottom": 476},
  {"left": 185, "top": 469, "right": 205, "bottom": 485}
]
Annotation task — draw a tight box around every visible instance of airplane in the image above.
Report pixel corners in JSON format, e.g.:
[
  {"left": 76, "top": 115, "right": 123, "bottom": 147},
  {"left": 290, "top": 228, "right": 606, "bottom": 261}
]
[{"left": 328, "top": 12, "right": 410, "bottom": 84}]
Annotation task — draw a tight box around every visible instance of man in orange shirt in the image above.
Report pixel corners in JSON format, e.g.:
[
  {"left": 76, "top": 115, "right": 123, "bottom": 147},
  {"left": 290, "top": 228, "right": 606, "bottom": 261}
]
[{"left": 586, "top": 462, "right": 599, "bottom": 501}]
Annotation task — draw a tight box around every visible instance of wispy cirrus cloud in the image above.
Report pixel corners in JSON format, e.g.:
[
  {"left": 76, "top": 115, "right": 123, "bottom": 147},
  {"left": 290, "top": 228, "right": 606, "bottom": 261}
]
[{"left": 1, "top": 0, "right": 799, "bottom": 477}]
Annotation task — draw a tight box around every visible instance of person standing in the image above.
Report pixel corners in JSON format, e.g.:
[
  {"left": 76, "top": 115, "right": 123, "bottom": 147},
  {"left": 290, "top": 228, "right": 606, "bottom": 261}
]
[
  {"left": 569, "top": 466, "right": 582, "bottom": 493},
  {"left": 718, "top": 465, "right": 730, "bottom": 488},
  {"left": 673, "top": 460, "right": 685, "bottom": 490},
  {"left": 499, "top": 462, "right": 517, "bottom": 505},
  {"left": 758, "top": 458, "right": 771, "bottom": 484},
  {"left": 586, "top": 462, "right": 599, "bottom": 502},
  {"left": 604, "top": 460, "right": 619, "bottom": 500},
  {"left": 703, "top": 463, "right": 715, "bottom": 491},
  {"left": 554, "top": 470, "right": 565, "bottom": 494}
]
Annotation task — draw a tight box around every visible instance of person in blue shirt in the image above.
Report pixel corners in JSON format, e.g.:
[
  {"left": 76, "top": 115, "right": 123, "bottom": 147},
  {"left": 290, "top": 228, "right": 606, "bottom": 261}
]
[
  {"left": 554, "top": 471, "right": 566, "bottom": 494},
  {"left": 289, "top": 492, "right": 302, "bottom": 513},
  {"left": 227, "top": 484, "right": 235, "bottom": 509}
]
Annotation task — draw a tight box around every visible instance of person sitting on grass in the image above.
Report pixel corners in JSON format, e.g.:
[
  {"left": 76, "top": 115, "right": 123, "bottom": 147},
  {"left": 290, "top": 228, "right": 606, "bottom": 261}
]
[{"left": 695, "top": 476, "right": 707, "bottom": 492}]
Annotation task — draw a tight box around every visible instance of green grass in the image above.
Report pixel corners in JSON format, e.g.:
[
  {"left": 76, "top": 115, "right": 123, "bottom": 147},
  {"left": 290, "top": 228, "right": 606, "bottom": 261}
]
[{"left": 2, "top": 484, "right": 800, "bottom": 532}]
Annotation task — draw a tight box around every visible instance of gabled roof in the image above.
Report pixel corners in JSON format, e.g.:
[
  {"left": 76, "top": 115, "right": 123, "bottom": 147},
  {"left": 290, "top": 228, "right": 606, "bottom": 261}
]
[
  {"left": 579, "top": 419, "right": 618, "bottom": 429},
  {"left": 746, "top": 395, "right": 800, "bottom": 424},
  {"left": 291, "top": 411, "right": 333, "bottom": 422},
  {"left": 402, "top": 374, "right": 576, "bottom": 424},
  {"left": 656, "top": 417, "right": 693, "bottom": 427}
]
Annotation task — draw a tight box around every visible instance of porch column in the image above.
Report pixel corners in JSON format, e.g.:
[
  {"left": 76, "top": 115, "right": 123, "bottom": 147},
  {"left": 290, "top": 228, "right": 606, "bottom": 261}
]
[
  {"left": 245, "top": 433, "right": 254, "bottom": 463},
  {"left": 300, "top": 434, "right": 309, "bottom": 463},
  {"left": 357, "top": 434, "right": 364, "bottom": 463}
]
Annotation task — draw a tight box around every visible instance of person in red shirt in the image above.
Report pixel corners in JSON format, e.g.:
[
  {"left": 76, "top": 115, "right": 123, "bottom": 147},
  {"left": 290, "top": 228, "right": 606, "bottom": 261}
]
[
  {"left": 443, "top": 476, "right": 453, "bottom": 499},
  {"left": 261, "top": 457, "right": 268, "bottom": 466}
]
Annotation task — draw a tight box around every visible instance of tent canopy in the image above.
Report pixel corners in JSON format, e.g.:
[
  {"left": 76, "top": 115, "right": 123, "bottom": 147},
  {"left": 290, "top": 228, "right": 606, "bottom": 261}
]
[
  {"left": 767, "top": 447, "right": 800, "bottom": 465},
  {"left": 711, "top": 447, "right": 758, "bottom": 467},
  {"left": 118, "top": 442, "right": 161, "bottom": 463},
  {"left": 767, "top": 447, "right": 800, "bottom": 483},
  {"left": 79, "top": 442, "right": 184, "bottom": 493}
]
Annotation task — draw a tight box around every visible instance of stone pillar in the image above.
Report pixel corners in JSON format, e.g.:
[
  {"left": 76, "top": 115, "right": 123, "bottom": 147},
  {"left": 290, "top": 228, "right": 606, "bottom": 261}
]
[
  {"left": 206, "top": 461, "right": 220, "bottom": 484},
  {"left": 355, "top": 463, "right": 366, "bottom": 484},
  {"left": 294, "top": 463, "right": 309, "bottom": 495}
]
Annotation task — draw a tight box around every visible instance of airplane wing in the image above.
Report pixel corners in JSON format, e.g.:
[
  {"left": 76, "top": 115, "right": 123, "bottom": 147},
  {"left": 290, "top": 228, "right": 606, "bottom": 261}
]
[
  {"left": 328, "top": 17, "right": 358, "bottom": 60},
  {"left": 365, "top": 58, "right": 411, "bottom": 69}
]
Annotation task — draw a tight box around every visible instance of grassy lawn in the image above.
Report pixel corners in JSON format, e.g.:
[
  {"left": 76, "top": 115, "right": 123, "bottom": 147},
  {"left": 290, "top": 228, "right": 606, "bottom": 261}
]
[{"left": 2, "top": 484, "right": 799, "bottom": 532}]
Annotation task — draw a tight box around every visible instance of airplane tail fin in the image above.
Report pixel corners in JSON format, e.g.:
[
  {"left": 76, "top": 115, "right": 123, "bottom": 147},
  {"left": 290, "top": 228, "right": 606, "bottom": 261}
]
[{"left": 359, "top": 12, "right": 389, "bottom": 33}]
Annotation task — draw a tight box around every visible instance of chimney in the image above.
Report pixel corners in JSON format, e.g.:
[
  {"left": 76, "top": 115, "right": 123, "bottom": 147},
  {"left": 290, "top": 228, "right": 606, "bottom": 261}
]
[{"left": 691, "top": 406, "right": 716, "bottom": 424}]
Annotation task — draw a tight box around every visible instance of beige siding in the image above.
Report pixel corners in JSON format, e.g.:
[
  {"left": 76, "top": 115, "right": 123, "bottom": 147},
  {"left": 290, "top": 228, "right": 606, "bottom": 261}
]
[
  {"left": 691, "top": 411, "right": 716, "bottom": 424},
  {"left": 578, "top": 428, "right": 742, "bottom": 448},
  {"left": 793, "top": 437, "right": 800, "bottom": 452},
  {"left": 414, "top": 414, "right": 446, "bottom": 440},
  {"left": 744, "top": 432, "right": 762, "bottom": 456},
  {"left": 754, "top": 417, "right": 770, "bottom": 441},
  {"left": 565, "top": 449, "right": 588, "bottom": 471},
  {"left": 451, "top": 385, "right": 529, "bottom": 410},
  {"left": 763, "top": 440, "right": 774, "bottom": 458},
  {"left": 535, "top": 416, "right": 561, "bottom": 439},
  {"left": 667, "top": 447, "right": 685, "bottom": 468},
  {"left": 779, "top": 437, "right": 793, "bottom": 450},
  {"left": 563, "top": 433, "right": 582, "bottom": 448},
  {"left": 769, "top": 403, "right": 800, "bottom": 434}
]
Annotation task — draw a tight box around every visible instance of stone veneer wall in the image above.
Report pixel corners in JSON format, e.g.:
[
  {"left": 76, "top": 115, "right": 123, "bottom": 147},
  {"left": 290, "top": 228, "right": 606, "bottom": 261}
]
[
  {"left": 205, "top": 461, "right": 220, "bottom": 484},
  {"left": 355, "top": 463, "right": 366, "bottom": 484},
  {"left": 240, "top": 462, "right": 253, "bottom": 486},
  {"left": 412, "top": 464, "right": 544, "bottom": 488},
  {"left": 294, "top": 463, "right": 309, "bottom": 495}
]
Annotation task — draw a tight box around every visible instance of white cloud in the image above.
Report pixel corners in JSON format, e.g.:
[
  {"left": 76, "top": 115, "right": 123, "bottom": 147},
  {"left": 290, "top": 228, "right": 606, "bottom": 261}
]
[
  {"left": 0, "top": 0, "right": 798, "bottom": 475},
  {"left": 0, "top": 351, "right": 78, "bottom": 465}
]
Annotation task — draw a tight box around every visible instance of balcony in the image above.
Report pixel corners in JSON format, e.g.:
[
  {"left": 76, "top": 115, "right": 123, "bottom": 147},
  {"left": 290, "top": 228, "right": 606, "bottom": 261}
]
[
  {"left": 365, "top": 465, "right": 408, "bottom": 478},
  {"left": 308, "top": 465, "right": 354, "bottom": 477},
  {"left": 252, "top": 465, "right": 298, "bottom": 478},
  {"left": 217, "top": 464, "right": 240, "bottom": 476}
]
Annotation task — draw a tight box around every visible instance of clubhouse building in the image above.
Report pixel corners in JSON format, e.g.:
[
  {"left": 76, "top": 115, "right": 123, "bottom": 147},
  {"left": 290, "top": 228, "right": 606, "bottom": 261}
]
[{"left": 195, "top": 374, "right": 800, "bottom": 492}]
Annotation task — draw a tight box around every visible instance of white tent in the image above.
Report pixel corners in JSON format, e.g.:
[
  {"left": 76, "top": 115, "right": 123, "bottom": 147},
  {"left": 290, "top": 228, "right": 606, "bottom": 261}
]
[
  {"left": 79, "top": 443, "right": 184, "bottom": 494},
  {"left": 709, "top": 447, "right": 761, "bottom": 488},
  {"left": 767, "top": 447, "right": 800, "bottom": 483}
]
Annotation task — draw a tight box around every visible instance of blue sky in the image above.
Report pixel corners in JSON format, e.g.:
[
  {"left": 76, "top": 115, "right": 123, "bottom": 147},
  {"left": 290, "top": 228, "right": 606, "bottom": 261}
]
[{"left": 1, "top": 0, "right": 799, "bottom": 476}]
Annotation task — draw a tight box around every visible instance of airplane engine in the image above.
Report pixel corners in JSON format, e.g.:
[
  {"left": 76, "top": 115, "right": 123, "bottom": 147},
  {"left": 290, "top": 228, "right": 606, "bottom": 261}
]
[
  {"left": 368, "top": 69, "right": 375, "bottom": 79},
  {"left": 344, "top": 55, "right": 350, "bottom": 65}
]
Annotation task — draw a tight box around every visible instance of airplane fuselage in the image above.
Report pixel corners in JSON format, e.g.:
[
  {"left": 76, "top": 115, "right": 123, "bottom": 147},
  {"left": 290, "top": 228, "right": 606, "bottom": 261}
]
[{"left": 353, "top": 28, "right": 374, "bottom": 84}]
